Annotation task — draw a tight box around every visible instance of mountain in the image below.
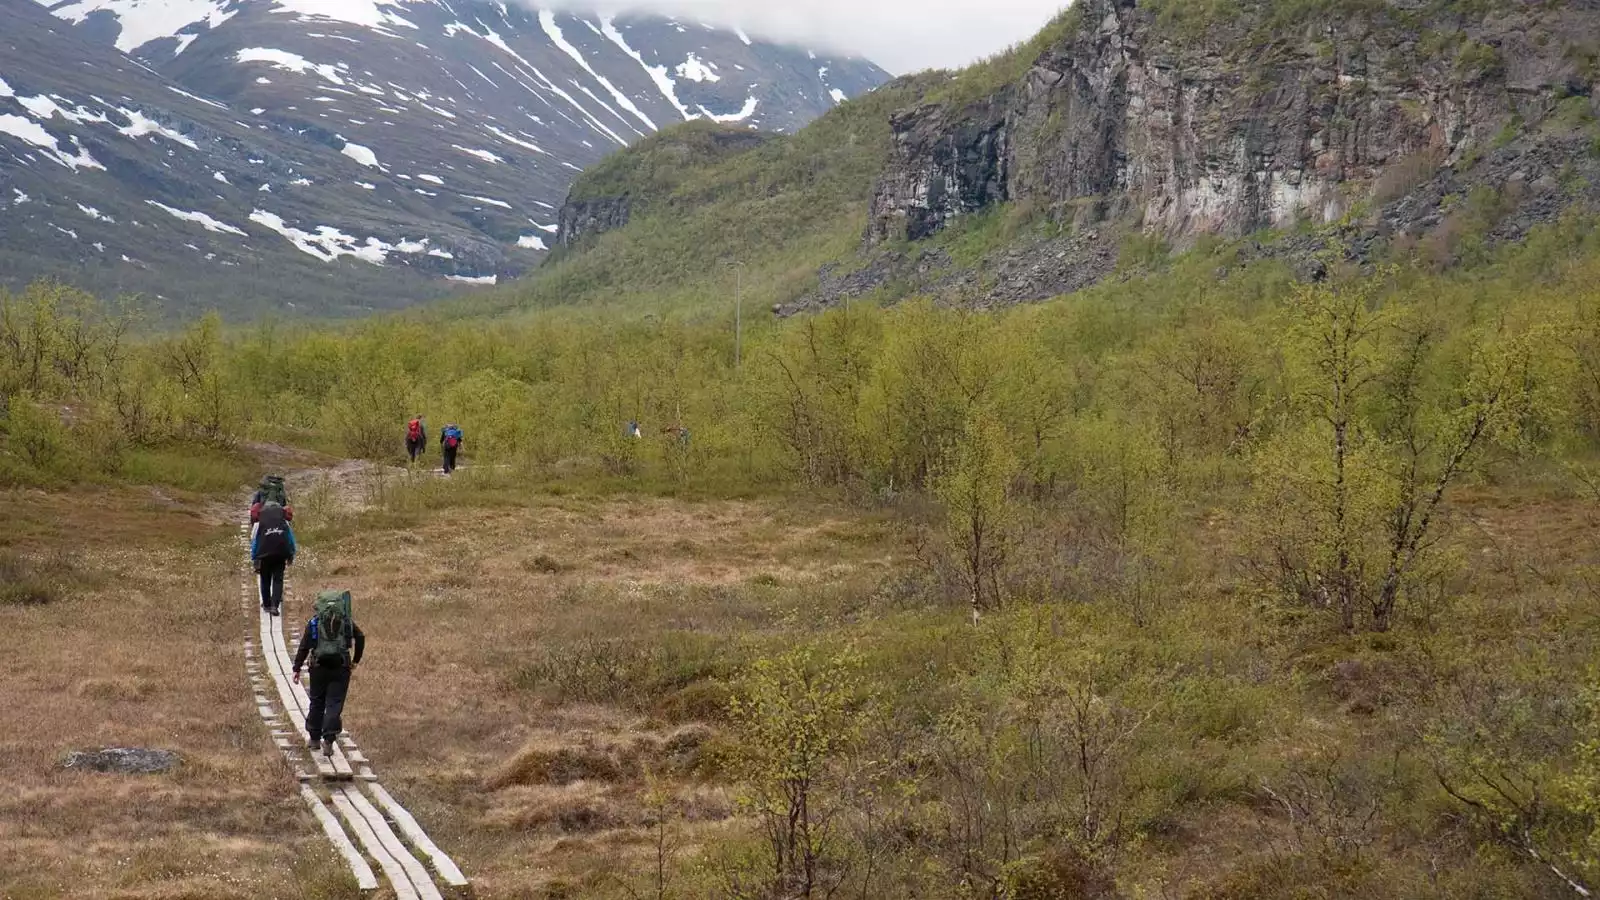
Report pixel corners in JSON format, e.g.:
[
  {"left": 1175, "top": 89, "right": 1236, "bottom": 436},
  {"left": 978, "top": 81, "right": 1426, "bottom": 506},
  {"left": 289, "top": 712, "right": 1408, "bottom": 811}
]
[
  {"left": 524, "top": 0, "right": 1600, "bottom": 319},
  {"left": 0, "top": 0, "right": 889, "bottom": 318}
]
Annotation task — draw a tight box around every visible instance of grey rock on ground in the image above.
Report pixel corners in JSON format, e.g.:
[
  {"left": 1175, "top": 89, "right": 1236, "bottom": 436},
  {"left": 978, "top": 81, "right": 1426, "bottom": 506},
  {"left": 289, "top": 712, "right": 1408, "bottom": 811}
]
[{"left": 63, "top": 748, "right": 180, "bottom": 775}]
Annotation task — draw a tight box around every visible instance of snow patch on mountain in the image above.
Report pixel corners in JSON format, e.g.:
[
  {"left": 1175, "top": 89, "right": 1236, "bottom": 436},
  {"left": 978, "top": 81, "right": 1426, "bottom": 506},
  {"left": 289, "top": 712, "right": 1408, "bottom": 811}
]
[
  {"left": 17, "top": 94, "right": 103, "bottom": 125},
  {"left": 539, "top": 10, "right": 655, "bottom": 134},
  {"left": 250, "top": 208, "right": 390, "bottom": 264},
  {"left": 0, "top": 115, "right": 104, "bottom": 170},
  {"left": 599, "top": 16, "right": 693, "bottom": 122},
  {"left": 117, "top": 107, "right": 199, "bottom": 148},
  {"left": 483, "top": 124, "right": 544, "bottom": 154},
  {"left": 341, "top": 140, "right": 381, "bottom": 168},
  {"left": 236, "top": 48, "right": 347, "bottom": 86},
  {"left": 268, "top": 0, "right": 418, "bottom": 33},
  {"left": 699, "top": 96, "right": 759, "bottom": 123},
  {"left": 462, "top": 194, "right": 511, "bottom": 209},
  {"left": 48, "top": 0, "right": 236, "bottom": 54},
  {"left": 675, "top": 54, "right": 719, "bottom": 83},
  {"left": 146, "top": 200, "right": 246, "bottom": 235},
  {"left": 452, "top": 145, "right": 502, "bottom": 164}
]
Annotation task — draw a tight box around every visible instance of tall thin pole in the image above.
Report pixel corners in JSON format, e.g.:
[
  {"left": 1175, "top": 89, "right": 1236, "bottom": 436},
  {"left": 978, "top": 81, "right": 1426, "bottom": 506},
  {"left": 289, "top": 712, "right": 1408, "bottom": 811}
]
[{"left": 734, "top": 264, "right": 743, "bottom": 370}]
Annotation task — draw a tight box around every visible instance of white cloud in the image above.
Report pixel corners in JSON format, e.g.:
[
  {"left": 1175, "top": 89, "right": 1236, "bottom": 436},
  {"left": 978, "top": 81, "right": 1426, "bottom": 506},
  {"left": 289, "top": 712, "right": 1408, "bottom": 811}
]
[{"left": 524, "top": 0, "right": 1071, "bottom": 73}]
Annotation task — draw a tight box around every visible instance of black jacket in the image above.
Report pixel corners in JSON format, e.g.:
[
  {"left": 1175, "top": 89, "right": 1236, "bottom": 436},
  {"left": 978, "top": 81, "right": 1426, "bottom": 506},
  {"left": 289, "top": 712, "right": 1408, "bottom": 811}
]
[{"left": 293, "top": 618, "right": 366, "bottom": 672}]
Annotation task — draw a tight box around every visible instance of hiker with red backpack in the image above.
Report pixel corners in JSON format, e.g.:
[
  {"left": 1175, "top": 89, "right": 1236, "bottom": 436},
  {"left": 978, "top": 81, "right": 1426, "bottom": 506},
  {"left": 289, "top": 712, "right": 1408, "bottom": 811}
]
[
  {"left": 405, "top": 416, "right": 427, "bottom": 463},
  {"left": 291, "top": 591, "right": 365, "bottom": 757},
  {"left": 440, "top": 423, "right": 463, "bottom": 475}
]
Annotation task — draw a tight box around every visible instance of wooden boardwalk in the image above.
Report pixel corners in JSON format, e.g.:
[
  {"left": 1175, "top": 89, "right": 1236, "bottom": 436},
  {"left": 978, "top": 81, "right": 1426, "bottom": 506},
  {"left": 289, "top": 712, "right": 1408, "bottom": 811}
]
[{"left": 240, "top": 522, "right": 468, "bottom": 897}]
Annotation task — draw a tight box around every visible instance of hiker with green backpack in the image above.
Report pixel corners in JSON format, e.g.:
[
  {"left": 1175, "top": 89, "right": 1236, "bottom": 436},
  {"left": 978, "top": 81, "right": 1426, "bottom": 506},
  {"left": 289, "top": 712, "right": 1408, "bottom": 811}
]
[
  {"left": 291, "top": 591, "right": 366, "bottom": 757},
  {"left": 251, "top": 474, "right": 289, "bottom": 509}
]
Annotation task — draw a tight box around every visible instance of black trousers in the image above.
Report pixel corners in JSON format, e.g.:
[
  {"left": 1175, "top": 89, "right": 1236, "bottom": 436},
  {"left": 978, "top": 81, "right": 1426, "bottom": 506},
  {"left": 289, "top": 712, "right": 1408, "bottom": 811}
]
[
  {"left": 258, "top": 557, "right": 286, "bottom": 611},
  {"left": 306, "top": 665, "right": 352, "bottom": 742},
  {"left": 406, "top": 437, "right": 422, "bottom": 461},
  {"left": 442, "top": 446, "right": 458, "bottom": 473}
]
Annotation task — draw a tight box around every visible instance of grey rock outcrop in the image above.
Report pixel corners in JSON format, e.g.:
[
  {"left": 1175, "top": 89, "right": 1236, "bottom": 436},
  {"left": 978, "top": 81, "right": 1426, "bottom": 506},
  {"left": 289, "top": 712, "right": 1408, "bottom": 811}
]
[
  {"left": 558, "top": 198, "right": 634, "bottom": 249},
  {"left": 870, "top": 99, "right": 1012, "bottom": 242},
  {"left": 868, "top": 0, "right": 1600, "bottom": 248},
  {"left": 63, "top": 748, "right": 181, "bottom": 775}
]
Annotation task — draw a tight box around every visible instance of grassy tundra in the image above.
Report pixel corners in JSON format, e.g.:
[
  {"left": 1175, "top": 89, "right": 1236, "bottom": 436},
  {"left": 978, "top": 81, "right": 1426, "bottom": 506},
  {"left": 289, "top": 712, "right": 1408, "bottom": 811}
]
[{"left": 4, "top": 222, "right": 1600, "bottom": 896}]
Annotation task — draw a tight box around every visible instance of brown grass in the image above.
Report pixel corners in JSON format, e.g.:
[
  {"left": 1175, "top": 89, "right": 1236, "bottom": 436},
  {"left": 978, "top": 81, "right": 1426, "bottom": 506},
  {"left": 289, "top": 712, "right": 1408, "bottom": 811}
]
[
  {"left": 275, "top": 484, "right": 903, "bottom": 898},
  {"left": 4, "top": 460, "right": 1593, "bottom": 898},
  {"left": 0, "top": 491, "right": 347, "bottom": 899}
]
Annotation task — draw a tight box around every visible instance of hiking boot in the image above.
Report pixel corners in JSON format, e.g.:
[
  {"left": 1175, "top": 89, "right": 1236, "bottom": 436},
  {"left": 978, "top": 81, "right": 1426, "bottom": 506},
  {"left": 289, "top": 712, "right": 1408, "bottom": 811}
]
[
  {"left": 307, "top": 737, "right": 320, "bottom": 752},
  {"left": 269, "top": 606, "right": 281, "bottom": 617},
  {"left": 322, "top": 739, "right": 336, "bottom": 757}
]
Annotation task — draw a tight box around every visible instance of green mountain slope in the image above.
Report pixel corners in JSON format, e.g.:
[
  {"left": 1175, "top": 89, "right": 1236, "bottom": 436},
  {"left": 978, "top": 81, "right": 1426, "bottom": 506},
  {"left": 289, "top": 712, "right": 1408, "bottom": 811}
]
[
  {"left": 474, "top": 0, "right": 1600, "bottom": 321},
  {"left": 448, "top": 72, "right": 944, "bottom": 320}
]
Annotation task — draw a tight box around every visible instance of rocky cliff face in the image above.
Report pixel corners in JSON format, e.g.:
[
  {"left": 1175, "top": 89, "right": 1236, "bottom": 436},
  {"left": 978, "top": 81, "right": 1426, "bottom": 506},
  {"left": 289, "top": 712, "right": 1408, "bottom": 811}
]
[
  {"left": 558, "top": 198, "right": 633, "bottom": 249},
  {"left": 868, "top": 0, "right": 1600, "bottom": 247}
]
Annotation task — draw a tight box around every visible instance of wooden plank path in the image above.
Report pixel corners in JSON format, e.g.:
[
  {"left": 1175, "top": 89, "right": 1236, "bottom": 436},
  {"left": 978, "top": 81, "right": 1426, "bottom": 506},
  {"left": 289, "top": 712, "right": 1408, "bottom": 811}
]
[{"left": 238, "top": 520, "right": 468, "bottom": 897}]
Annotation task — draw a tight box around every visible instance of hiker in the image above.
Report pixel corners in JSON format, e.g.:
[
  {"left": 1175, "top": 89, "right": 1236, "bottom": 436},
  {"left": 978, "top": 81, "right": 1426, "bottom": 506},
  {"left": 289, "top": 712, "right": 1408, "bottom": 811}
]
[
  {"left": 250, "top": 501, "right": 296, "bottom": 617},
  {"left": 291, "top": 591, "right": 365, "bottom": 757},
  {"left": 405, "top": 416, "right": 427, "bottom": 463},
  {"left": 252, "top": 474, "right": 289, "bottom": 507},
  {"left": 440, "top": 423, "right": 463, "bottom": 474}
]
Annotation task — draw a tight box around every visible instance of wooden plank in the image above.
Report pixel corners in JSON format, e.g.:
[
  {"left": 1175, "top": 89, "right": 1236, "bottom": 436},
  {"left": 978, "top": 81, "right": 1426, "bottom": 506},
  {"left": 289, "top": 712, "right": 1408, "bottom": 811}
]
[
  {"left": 342, "top": 785, "right": 443, "bottom": 900},
  {"left": 367, "top": 783, "right": 469, "bottom": 887},
  {"left": 329, "top": 787, "right": 421, "bottom": 900},
  {"left": 299, "top": 785, "right": 378, "bottom": 891},
  {"left": 260, "top": 609, "right": 308, "bottom": 735},
  {"left": 312, "top": 750, "right": 338, "bottom": 779}
]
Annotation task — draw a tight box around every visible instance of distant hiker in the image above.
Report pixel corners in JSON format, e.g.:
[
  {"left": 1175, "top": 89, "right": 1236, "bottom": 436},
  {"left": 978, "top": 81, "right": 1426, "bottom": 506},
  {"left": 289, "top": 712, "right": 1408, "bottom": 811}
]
[
  {"left": 440, "top": 423, "right": 463, "bottom": 474},
  {"left": 627, "top": 420, "right": 643, "bottom": 439},
  {"left": 250, "top": 501, "right": 297, "bottom": 617},
  {"left": 250, "top": 474, "right": 291, "bottom": 523},
  {"left": 252, "top": 474, "right": 290, "bottom": 508},
  {"left": 405, "top": 416, "right": 427, "bottom": 463},
  {"left": 291, "top": 590, "right": 365, "bottom": 757}
]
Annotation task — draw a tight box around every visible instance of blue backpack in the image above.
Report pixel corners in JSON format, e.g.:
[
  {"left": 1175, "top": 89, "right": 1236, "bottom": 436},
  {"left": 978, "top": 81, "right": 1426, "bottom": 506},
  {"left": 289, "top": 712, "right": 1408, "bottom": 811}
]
[{"left": 443, "top": 426, "right": 462, "bottom": 449}]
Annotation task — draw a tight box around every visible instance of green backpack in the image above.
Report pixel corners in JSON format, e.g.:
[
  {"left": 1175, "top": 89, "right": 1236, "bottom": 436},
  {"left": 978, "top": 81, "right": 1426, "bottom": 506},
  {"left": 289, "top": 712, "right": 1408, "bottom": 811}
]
[
  {"left": 260, "top": 475, "right": 289, "bottom": 506},
  {"left": 312, "top": 591, "right": 355, "bottom": 668}
]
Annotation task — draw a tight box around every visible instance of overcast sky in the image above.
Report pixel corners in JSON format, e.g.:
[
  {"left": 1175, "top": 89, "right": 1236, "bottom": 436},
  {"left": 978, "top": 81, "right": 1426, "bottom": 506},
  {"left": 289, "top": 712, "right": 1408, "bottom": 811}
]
[{"left": 536, "top": 1, "right": 1072, "bottom": 73}]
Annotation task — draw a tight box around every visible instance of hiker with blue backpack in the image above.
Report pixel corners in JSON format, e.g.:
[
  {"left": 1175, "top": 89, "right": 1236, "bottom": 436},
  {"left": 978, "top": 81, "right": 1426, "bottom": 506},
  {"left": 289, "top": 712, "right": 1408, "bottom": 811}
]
[
  {"left": 291, "top": 591, "right": 365, "bottom": 757},
  {"left": 250, "top": 501, "right": 296, "bottom": 617},
  {"left": 440, "top": 423, "right": 463, "bottom": 474}
]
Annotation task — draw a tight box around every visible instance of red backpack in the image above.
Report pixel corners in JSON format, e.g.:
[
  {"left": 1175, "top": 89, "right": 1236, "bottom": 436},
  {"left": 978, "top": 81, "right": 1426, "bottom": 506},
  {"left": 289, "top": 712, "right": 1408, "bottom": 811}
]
[{"left": 407, "top": 419, "right": 422, "bottom": 442}]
